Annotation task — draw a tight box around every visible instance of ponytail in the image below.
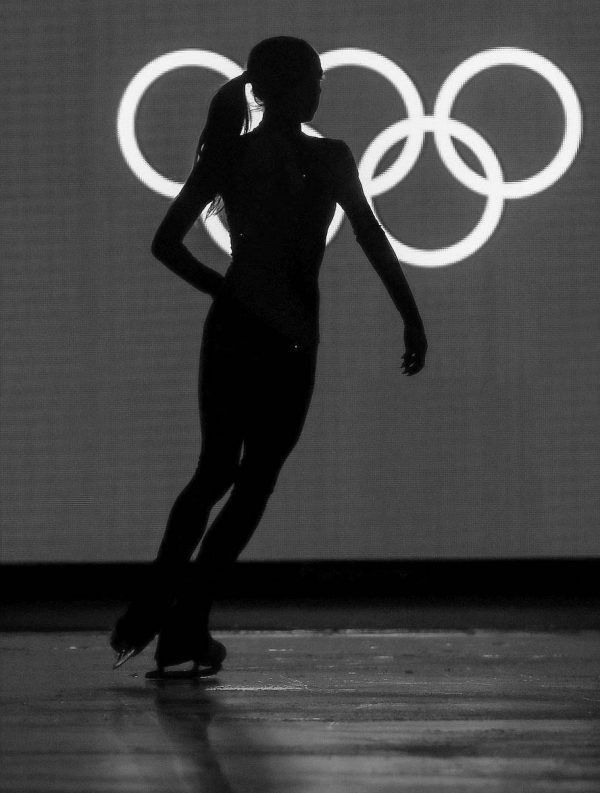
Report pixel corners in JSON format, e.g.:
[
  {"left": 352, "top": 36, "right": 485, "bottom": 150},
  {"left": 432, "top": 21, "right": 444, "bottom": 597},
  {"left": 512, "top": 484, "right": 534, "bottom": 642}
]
[{"left": 195, "top": 72, "right": 251, "bottom": 218}]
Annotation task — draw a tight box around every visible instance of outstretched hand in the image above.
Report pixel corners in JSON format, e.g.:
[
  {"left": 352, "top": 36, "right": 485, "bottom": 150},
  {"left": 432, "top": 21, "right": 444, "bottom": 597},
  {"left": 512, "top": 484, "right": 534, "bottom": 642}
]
[{"left": 402, "top": 322, "right": 428, "bottom": 376}]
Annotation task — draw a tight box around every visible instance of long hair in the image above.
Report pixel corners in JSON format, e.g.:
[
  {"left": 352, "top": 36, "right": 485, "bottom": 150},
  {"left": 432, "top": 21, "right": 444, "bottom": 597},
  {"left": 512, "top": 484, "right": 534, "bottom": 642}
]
[
  {"left": 195, "top": 36, "right": 319, "bottom": 220},
  {"left": 195, "top": 73, "right": 251, "bottom": 219}
]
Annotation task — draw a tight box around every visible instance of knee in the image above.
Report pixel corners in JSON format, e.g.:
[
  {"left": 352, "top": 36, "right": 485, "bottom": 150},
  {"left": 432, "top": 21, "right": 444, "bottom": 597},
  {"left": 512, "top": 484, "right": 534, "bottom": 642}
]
[
  {"left": 193, "top": 452, "right": 240, "bottom": 503},
  {"left": 233, "top": 455, "right": 283, "bottom": 501}
]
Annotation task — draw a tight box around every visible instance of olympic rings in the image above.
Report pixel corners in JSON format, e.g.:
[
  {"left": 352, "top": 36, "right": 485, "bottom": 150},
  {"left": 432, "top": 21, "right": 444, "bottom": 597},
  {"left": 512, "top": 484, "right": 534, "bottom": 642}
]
[{"left": 117, "top": 47, "right": 582, "bottom": 267}]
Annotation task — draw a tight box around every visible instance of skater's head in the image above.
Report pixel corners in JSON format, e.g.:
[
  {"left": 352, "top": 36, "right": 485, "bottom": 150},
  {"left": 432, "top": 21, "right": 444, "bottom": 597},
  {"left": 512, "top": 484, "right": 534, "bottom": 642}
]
[
  {"left": 245, "top": 36, "right": 323, "bottom": 124},
  {"left": 196, "top": 37, "right": 322, "bottom": 155}
]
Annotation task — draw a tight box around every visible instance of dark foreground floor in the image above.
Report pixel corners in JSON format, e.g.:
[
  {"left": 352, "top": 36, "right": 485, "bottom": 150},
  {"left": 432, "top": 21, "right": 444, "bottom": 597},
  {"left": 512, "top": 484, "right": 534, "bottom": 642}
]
[
  {"left": 1, "top": 627, "right": 599, "bottom": 792},
  {"left": 2, "top": 595, "right": 600, "bottom": 632}
]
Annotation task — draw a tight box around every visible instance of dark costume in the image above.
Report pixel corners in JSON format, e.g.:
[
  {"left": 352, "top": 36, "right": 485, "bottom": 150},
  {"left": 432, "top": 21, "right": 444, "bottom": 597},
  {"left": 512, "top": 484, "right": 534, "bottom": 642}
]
[{"left": 123, "top": 128, "right": 400, "bottom": 638}]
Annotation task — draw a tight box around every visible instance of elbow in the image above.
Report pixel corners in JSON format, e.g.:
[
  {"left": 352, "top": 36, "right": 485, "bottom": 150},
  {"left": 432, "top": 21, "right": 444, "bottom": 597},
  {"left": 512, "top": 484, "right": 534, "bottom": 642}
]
[
  {"left": 150, "top": 235, "right": 162, "bottom": 259},
  {"left": 151, "top": 230, "right": 184, "bottom": 259},
  {"left": 151, "top": 235, "right": 170, "bottom": 260}
]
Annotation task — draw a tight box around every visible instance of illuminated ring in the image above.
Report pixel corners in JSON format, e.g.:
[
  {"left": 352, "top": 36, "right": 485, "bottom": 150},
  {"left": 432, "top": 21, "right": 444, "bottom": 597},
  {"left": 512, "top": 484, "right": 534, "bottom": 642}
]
[
  {"left": 360, "top": 116, "right": 504, "bottom": 267},
  {"left": 319, "top": 48, "right": 425, "bottom": 192},
  {"left": 318, "top": 48, "right": 424, "bottom": 246},
  {"left": 117, "top": 50, "right": 241, "bottom": 198},
  {"left": 117, "top": 50, "right": 243, "bottom": 252},
  {"left": 434, "top": 48, "right": 582, "bottom": 199}
]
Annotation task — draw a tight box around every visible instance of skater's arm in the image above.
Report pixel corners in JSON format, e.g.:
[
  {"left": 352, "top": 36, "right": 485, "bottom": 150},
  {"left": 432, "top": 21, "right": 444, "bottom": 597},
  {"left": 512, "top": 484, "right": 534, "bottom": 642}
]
[
  {"left": 332, "top": 140, "right": 423, "bottom": 328},
  {"left": 151, "top": 156, "right": 225, "bottom": 298},
  {"left": 332, "top": 140, "right": 427, "bottom": 375}
]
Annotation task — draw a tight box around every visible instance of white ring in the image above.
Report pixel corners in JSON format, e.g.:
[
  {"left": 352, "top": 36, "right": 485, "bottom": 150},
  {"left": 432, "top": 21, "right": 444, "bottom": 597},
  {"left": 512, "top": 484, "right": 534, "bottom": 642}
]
[
  {"left": 433, "top": 47, "right": 582, "bottom": 199},
  {"left": 318, "top": 48, "right": 424, "bottom": 247},
  {"left": 116, "top": 50, "right": 241, "bottom": 199},
  {"left": 360, "top": 116, "right": 504, "bottom": 267},
  {"left": 319, "top": 48, "right": 425, "bottom": 193}
]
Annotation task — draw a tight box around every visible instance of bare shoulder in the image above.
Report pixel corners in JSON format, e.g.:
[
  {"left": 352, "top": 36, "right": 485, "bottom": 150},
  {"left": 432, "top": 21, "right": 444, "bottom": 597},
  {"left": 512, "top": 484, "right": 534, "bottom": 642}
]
[
  {"left": 305, "top": 135, "right": 355, "bottom": 178},
  {"left": 308, "top": 135, "right": 350, "bottom": 157}
]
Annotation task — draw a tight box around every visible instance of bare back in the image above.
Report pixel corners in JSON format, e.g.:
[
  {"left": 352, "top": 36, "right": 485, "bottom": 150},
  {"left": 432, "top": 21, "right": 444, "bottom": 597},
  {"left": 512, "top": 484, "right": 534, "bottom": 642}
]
[{"left": 218, "top": 130, "right": 343, "bottom": 345}]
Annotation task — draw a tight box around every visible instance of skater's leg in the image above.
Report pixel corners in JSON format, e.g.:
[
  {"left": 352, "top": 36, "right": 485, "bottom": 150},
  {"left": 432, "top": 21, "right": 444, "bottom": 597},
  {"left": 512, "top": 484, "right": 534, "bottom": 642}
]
[
  {"left": 149, "top": 316, "right": 246, "bottom": 596},
  {"left": 112, "top": 305, "right": 245, "bottom": 650},
  {"left": 184, "top": 343, "right": 318, "bottom": 614},
  {"left": 151, "top": 436, "right": 242, "bottom": 588}
]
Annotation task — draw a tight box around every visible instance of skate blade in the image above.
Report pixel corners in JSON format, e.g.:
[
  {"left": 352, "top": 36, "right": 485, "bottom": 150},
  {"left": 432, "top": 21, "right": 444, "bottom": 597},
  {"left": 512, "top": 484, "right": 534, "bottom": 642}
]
[
  {"left": 144, "top": 662, "right": 222, "bottom": 680},
  {"left": 112, "top": 647, "right": 139, "bottom": 670}
]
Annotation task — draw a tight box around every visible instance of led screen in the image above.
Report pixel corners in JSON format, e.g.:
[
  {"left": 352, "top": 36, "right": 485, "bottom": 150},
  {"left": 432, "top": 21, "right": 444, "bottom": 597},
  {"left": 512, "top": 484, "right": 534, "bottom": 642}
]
[{"left": 2, "top": 0, "right": 599, "bottom": 561}]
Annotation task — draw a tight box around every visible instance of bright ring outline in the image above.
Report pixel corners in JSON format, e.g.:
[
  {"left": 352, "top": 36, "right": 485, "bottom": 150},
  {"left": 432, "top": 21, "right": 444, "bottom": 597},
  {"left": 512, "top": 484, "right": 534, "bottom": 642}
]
[{"left": 434, "top": 48, "right": 583, "bottom": 200}]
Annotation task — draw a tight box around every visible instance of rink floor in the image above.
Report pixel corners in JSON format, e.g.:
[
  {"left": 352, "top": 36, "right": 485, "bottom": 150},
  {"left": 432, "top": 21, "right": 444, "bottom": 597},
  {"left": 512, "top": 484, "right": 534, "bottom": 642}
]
[{"left": 1, "top": 627, "right": 599, "bottom": 792}]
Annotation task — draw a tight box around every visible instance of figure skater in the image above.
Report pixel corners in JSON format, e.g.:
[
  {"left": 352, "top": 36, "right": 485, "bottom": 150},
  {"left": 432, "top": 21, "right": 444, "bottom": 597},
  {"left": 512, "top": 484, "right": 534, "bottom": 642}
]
[{"left": 110, "top": 35, "right": 427, "bottom": 678}]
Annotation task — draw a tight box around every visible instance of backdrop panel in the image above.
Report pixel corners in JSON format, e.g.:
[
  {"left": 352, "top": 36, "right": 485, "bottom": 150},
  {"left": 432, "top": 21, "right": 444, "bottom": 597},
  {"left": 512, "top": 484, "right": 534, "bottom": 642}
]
[{"left": 2, "top": 0, "right": 598, "bottom": 561}]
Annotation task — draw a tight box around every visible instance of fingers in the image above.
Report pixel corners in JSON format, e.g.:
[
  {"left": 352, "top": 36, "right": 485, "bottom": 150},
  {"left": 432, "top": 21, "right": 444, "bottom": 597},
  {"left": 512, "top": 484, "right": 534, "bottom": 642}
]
[
  {"left": 403, "top": 324, "right": 428, "bottom": 375},
  {"left": 401, "top": 350, "right": 425, "bottom": 376}
]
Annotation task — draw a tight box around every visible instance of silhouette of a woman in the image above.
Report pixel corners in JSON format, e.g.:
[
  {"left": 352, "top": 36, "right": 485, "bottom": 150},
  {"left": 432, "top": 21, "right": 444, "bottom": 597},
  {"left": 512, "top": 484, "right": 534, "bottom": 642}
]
[{"left": 110, "top": 36, "right": 427, "bottom": 677}]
